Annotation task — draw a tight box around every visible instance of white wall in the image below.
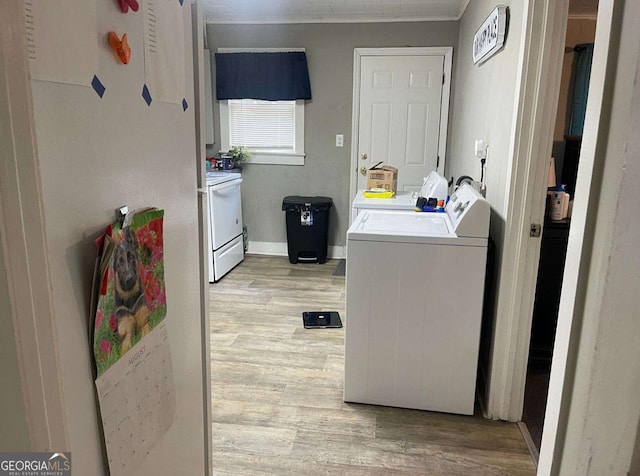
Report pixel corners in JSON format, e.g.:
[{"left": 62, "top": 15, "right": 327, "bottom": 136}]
[
  {"left": 0, "top": 238, "right": 31, "bottom": 451},
  {"left": 26, "top": 2, "right": 206, "bottom": 474},
  {"left": 0, "top": 6, "right": 31, "bottom": 448}
]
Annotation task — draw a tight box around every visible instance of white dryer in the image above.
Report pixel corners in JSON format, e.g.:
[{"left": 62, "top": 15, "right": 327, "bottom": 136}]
[
  {"left": 344, "top": 183, "right": 489, "bottom": 415},
  {"left": 351, "top": 171, "right": 448, "bottom": 221}
]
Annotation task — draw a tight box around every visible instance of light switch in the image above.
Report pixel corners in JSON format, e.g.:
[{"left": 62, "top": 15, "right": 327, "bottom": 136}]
[{"left": 336, "top": 134, "right": 344, "bottom": 147}]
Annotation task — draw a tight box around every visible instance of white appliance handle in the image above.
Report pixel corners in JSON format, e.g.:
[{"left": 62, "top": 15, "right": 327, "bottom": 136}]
[{"left": 211, "top": 178, "right": 243, "bottom": 192}]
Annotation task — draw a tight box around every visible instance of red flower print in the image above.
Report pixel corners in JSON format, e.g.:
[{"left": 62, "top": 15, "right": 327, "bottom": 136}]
[
  {"left": 96, "top": 308, "right": 104, "bottom": 329},
  {"left": 100, "top": 339, "right": 111, "bottom": 355},
  {"left": 135, "top": 226, "right": 154, "bottom": 250},
  {"left": 151, "top": 246, "right": 163, "bottom": 264},
  {"left": 109, "top": 314, "right": 117, "bottom": 331},
  {"left": 149, "top": 218, "right": 163, "bottom": 247}
]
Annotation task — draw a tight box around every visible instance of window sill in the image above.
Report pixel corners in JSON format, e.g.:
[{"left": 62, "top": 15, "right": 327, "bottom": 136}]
[{"left": 243, "top": 153, "right": 305, "bottom": 166}]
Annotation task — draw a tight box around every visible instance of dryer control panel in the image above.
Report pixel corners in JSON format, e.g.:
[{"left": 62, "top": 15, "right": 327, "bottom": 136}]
[
  {"left": 419, "top": 171, "right": 449, "bottom": 201},
  {"left": 446, "top": 183, "right": 490, "bottom": 238}
]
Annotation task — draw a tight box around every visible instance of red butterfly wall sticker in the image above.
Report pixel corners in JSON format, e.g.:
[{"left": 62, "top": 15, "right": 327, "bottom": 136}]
[{"left": 117, "top": 0, "right": 139, "bottom": 14}]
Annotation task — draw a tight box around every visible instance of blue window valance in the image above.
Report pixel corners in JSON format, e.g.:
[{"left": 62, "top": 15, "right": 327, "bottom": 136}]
[{"left": 215, "top": 52, "right": 312, "bottom": 101}]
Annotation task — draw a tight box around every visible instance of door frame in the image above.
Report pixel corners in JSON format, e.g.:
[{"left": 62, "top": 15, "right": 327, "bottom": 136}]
[
  {"left": 0, "top": 0, "right": 68, "bottom": 450},
  {"left": 349, "top": 47, "right": 453, "bottom": 223},
  {"left": 484, "top": 0, "right": 570, "bottom": 422},
  {"left": 486, "top": 0, "right": 614, "bottom": 434},
  {"left": 538, "top": 1, "right": 621, "bottom": 472},
  {"left": 190, "top": 1, "right": 213, "bottom": 474}
]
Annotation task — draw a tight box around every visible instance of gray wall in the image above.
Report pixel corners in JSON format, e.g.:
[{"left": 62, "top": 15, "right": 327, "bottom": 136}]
[
  {"left": 448, "top": 0, "right": 523, "bottom": 226},
  {"left": 447, "top": 1, "right": 523, "bottom": 383},
  {"left": 206, "top": 22, "right": 459, "bottom": 248},
  {"left": 28, "top": 3, "right": 206, "bottom": 474},
  {"left": 0, "top": 233, "right": 31, "bottom": 451}
]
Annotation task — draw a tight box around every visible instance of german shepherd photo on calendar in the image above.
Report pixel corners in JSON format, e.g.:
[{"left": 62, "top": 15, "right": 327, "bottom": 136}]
[
  {"left": 113, "top": 227, "right": 150, "bottom": 353},
  {"left": 93, "top": 208, "right": 165, "bottom": 376}
]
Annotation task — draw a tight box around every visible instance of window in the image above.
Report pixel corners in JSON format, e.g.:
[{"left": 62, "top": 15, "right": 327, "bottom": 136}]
[
  {"left": 215, "top": 48, "right": 310, "bottom": 166},
  {"left": 220, "top": 99, "right": 305, "bottom": 165}
]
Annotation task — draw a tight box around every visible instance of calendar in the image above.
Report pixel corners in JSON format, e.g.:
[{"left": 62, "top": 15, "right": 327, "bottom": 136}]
[
  {"left": 95, "top": 322, "right": 175, "bottom": 476},
  {"left": 90, "top": 209, "right": 175, "bottom": 475}
]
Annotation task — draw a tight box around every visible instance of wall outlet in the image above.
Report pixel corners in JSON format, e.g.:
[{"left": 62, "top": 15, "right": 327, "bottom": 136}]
[
  {"left": 475, "top": 139, "right": 487, "bottom": 159},
  {"left": 336, "top": 134, "right": 344, "bottom": 147}
]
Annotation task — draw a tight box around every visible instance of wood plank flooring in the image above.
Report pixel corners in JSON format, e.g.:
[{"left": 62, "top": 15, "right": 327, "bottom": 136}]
[{"left": 210, "top": 255, "right": 535, "bottom": 475}]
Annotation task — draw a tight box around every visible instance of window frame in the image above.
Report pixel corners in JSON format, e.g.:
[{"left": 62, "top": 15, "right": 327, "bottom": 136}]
[
  {"left": 217, "top": 47, "right": 307, "bottom": 166},
  {"left": 219, "top": 99, "right": 305, "bottom": 165}
]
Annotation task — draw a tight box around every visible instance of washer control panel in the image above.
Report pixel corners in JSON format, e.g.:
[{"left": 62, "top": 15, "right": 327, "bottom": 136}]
[{"left": 446, "top": 183, "right": 490, "bottom": 238}]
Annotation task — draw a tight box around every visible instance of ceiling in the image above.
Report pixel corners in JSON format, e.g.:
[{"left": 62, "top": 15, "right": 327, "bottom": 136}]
[
  {"left": 203, "top": 0, "right": 599, "bottom": 25},
  {"left": 203, "top": 0, "right": 470, "bottom": 24}
]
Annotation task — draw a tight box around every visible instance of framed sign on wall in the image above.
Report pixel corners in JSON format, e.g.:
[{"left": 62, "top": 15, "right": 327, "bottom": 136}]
[{"left": 473, "top": 6, "right": 509, "bottom": 65}]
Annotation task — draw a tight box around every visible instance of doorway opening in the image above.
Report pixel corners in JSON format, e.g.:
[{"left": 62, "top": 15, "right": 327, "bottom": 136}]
[{"left": 521, "top": 4, "right": 598, "bottom": 460}]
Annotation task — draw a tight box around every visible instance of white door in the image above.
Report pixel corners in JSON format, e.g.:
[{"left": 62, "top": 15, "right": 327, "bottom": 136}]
[{"left": 353, "top": 49, "right": 452, "bottom": 194}]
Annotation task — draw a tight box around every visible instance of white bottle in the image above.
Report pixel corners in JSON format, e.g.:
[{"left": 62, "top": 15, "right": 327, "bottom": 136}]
[
  {"left": 550, "top": 192, "right": 564, "bottom": 221},
  {"left": 561, "top": 192, "right": 570, "bottom": 219}
]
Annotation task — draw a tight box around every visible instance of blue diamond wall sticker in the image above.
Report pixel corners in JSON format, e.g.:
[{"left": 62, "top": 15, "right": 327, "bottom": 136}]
[
  {"left": 142, "top": 84, "right": 152, "bottom": 106},
  {"left": 182, "top": 98, "right": 188, "bottom": 111},
  {"left": 91, "top": 75, "right": 106, "bottom": 98}
]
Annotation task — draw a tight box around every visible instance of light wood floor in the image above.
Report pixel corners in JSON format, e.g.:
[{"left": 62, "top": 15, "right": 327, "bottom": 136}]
[{"left": 210, "top": 255, "right": 535, "bottom": 475}]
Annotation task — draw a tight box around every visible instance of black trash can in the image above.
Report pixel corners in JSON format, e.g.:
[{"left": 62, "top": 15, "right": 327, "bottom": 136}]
[{"left": 282, "top": 196, "right": 333, "bottom": 264}]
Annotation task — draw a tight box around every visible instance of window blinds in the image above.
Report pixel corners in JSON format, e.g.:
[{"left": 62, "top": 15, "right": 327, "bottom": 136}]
[{"left": 228, "top": 99, "right": 296, "bottom": 150}]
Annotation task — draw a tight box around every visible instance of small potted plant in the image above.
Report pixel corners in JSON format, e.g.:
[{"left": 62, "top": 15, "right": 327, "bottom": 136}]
[{"left": 227, "top": 146, "right": 251, "bottom": 168}]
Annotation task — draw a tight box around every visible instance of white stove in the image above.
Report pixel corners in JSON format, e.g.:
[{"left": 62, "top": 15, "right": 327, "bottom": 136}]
[
  {"left": 206, "top": 171, "right": 244, "bottom": 282},
  {"left": 206, "top": 170, "right": 241, "bottom": 185}
]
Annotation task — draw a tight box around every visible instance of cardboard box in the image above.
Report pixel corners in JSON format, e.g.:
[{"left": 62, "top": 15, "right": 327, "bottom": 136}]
[{"left": 366, "top": 165, "right": 398, "bottom": 192}]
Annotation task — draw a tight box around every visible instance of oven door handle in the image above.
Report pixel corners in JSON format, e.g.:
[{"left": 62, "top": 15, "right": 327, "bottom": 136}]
[{"left": 211, "top": 178, "right": 243, "bottom": 193}]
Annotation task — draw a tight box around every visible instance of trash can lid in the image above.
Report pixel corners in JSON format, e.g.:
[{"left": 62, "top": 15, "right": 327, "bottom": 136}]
[{"left": 282, "top": 196, "right": 333, "bottom": 211}]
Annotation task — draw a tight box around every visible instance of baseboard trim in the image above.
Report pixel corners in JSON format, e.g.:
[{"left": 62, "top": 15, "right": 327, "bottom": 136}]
[
  {"left": 517, "top": 421, "right": 539, "bottom": 467},
  {"left": 247, "top": 241, "right": 345, "bottom": 259}
]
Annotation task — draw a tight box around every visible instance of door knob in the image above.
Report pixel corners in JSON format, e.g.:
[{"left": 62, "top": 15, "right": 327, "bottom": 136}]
[
  {"left": 361, "top": 153, "right": 368, "bottom": 161},
  {"left": 360, "top": 167, "right": 367, "bottom": 176}
]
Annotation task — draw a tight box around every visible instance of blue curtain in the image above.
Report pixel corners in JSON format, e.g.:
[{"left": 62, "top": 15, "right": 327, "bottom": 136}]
[
  {"left": 568, "top": 43, "right": 594, "bottom": 136},
  {"left": 215, "top": 52, "right": 311, "bottom": 101}
]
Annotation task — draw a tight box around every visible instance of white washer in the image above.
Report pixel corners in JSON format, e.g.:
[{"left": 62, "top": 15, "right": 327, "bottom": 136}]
[
  {"left": 344, "top": 183, "right": 489, "bottom": 415},
  {"left": 351, "top": 171, "right": 448, "bottom": 221}
]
